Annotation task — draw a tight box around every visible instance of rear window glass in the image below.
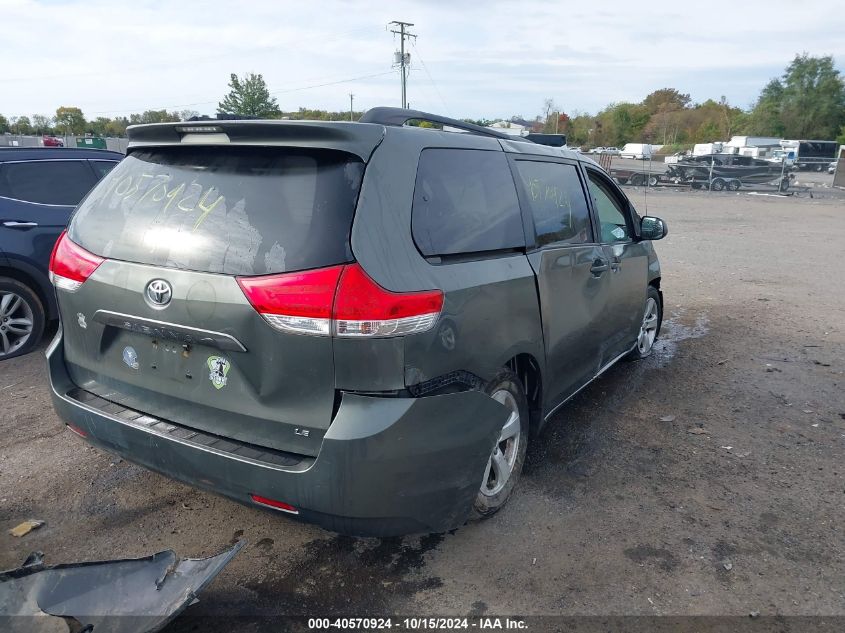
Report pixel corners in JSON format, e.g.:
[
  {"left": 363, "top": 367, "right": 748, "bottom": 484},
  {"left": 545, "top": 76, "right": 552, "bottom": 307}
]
[
  {"left": 0, "top": 160, "right": 96, "bottom": 206},
  {"left": 412, "top": 149, "right": 524, "bottom": 257},
  {"left": 68, "top": 147, "right": 364, "bottom": 276}
]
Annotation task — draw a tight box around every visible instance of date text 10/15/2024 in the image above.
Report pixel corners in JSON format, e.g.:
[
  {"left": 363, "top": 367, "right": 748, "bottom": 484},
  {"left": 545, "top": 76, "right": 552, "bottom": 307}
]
[{"left": 307, "top": 617, "right": 528, "bottom": 630}]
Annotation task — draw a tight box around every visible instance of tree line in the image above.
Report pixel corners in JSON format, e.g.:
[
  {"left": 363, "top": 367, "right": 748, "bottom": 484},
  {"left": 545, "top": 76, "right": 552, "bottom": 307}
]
[
  {"left": 2, "top": 55, "right": 842, "bottom": 147},
  {"left": 487, "top": 54, "right": 845, "bottom": 149}
]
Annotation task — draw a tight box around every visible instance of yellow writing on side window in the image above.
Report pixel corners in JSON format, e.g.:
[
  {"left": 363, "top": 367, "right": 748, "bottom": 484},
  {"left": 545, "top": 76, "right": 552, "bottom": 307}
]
[
  {"left": 525, "top": 177, "right": 575, "bottom": 229},
  {"left": 526, "top": 178, "right": 572, "bottom": 210},
  {"left": 105, "top": 173, "right": 225, "bottom": 231}
]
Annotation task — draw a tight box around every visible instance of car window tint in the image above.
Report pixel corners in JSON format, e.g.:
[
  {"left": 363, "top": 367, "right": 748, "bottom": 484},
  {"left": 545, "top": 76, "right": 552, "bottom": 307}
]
[
  {"left": 587, "top": 171, "right": 630, "bottom": 243},
  {"left": 513, "top": 160, "right": 592, "bottom": 246},
  {"left": 69, "top": 147, "right": 363, "bottom": 276},
  {"left": 91, "top": 160, "right": 120, "bottom": 179},
  {"left": 0, "top": 160, "right": 96, "bottom": 205},
  {"left": 412, "top": 149, "right": 524, "bottom": 257}
]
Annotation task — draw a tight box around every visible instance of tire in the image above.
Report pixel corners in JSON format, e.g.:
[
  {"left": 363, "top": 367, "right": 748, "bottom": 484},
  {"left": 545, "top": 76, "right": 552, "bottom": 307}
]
[
  {"left": 0, "top": 277, "right": 45, "bottom": 360},
  {"left": 471, "top": 368, "right": 530, "bottom": 519},
  {"left": 630, "top": 174, "right": 645, "bottom": 186},
  {"left": 710, "top": 178, "right": 726, "bottom": 191},
  {"left": 647, "top": 175, "right": 659, "bottom": 187},
  {"left": 691, "top": 183, "right": 703, "bottom": 189},
  {"left": 626, "top": 286, "right": 662, "bottom": 361},
  {"left": 727, "top": 179, "right": 741, "bottom": 191}
]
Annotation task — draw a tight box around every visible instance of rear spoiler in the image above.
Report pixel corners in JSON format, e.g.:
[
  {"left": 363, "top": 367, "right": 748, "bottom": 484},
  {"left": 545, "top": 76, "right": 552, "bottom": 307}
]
[{"left": 126, "top": 120, "right": 386, "bottom": 161}]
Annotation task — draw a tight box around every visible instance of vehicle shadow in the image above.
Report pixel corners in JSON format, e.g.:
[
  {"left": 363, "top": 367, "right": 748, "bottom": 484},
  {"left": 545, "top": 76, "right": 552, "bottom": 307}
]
[{"left": 523, "top": 311, "right": 706, "bottom": 488}]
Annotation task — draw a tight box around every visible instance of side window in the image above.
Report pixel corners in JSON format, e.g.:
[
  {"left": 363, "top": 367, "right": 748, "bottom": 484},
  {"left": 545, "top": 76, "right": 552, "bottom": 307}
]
[
  {"left": 412, "top": 149, "right": 524, "bottom": 257},
  {"left": 587, "top": 170, "right": 631, "bottom": 243},
  {"left": 513, "top": 160, "right": 593, "bottom": 246},
  {"left": 1, "top": 160, "right": 96, "bottom": 205},
  {"left": 90, "top": 160, "right": 120, "bottom": 179}
]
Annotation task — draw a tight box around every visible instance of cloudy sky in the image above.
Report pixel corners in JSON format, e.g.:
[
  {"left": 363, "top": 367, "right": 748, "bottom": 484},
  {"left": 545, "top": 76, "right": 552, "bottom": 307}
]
[{"left": 2, "top": 0, "right": 844, "bottom": 121}]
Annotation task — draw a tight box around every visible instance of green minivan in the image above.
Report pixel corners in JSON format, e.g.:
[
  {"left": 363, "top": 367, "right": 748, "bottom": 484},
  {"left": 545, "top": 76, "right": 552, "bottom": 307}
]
[{"left": 47, "top": 108, "right": 666, "bottom": 536}]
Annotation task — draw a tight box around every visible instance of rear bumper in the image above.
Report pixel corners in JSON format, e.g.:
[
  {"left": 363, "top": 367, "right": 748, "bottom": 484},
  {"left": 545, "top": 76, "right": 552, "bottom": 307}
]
[{"left": 47, "top": 328, "right": 506, "bottom": 536}]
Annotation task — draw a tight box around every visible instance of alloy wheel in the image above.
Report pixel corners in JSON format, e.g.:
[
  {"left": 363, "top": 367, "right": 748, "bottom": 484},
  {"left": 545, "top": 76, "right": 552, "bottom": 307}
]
[
  {"left": 480, "top": 389, "right": 521, "bottom": 497},
  {"left": 0, "top": 291, "right": 34, "bottom": 358},
  {"left": 637, "top": 297, "right": 659, "bottom": 355}
]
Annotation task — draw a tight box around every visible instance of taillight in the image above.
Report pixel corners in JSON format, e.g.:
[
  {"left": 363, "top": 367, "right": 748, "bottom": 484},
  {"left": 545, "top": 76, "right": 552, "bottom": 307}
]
[
  {"left": 49, "top": 231, "right": 104, "bottom": 292},
  {"left": 333, "top": 264, "right": 443, "bottom": 337},
  {"left": 237, "top": 265, "right": 344, "bottom": 336},
  {"left": 237, "top": 263, "right": 443, "bottom": 338}
]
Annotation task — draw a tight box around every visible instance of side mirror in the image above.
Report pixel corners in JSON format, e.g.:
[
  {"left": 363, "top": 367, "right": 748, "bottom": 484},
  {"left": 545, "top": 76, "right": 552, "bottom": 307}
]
[{"left": 640, "top": 216, "right": 667, "bottom": 240}]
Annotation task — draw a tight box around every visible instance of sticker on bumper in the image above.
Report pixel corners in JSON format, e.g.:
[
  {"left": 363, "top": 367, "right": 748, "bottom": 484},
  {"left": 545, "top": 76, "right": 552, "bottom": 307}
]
[
  {"left": 122, "top": 346, "right": 139, "bottom": 369},
  {"left": 207, "top": 356, "right": 230, "bottom": 389}
]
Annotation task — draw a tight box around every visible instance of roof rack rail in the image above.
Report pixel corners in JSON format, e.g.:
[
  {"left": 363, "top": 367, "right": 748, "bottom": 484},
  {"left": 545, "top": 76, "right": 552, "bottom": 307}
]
[{"left": 359, "top": 107, "right": 531, "bottom": 142}]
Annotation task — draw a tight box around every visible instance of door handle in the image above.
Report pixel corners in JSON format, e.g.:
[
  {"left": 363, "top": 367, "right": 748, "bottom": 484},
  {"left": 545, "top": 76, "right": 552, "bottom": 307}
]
[
  {"left": 590, "top": 259, "right": 609, "bottom": 275},
  {"left": 3, "top": 221, "right": 38, "bottom": 229}
]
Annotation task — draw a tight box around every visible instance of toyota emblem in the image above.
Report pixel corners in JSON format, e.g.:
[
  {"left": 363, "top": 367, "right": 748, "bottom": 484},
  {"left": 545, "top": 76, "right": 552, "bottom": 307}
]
[{"left": 145, "top": 279, "right": 172, "bottom": 308}]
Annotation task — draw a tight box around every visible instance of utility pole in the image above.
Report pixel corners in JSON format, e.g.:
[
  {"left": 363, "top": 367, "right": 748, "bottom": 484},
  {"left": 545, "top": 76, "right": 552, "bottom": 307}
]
[
  {"left": 389, "top": 20, "right": 416, "bottom": 109},
  {"left": 349, "top": 93, "right": 354, "bottom": 121}
]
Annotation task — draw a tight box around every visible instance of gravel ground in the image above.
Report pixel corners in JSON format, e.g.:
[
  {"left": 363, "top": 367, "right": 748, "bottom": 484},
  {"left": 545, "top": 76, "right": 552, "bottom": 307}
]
[{"left": 1, "top": 189, "right": 843, "bottom": 626}]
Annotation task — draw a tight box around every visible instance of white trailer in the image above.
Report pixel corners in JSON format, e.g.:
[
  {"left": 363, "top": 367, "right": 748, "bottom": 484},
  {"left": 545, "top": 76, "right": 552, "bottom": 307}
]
[
  {"left": 725, "top": 136, "right": 781, "bottom": 159},
  {"left": 620, "top": 143, "right": 653, "bottom": 160},
  {"left": 693, "top": 142, "right": 724, "bottom": 156}
]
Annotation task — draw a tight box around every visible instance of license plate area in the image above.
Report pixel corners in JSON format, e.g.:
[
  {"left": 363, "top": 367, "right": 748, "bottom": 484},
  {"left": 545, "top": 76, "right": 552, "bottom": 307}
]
[
  {"left": 112, "top": 331, "right": 210, "bottom": 385},
  {"left": 148, "top": 338, "right": 199, "bottom": 382}
]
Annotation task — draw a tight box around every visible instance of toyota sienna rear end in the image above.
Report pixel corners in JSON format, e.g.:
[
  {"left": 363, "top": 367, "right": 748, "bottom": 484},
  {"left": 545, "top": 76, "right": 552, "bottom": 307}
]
[{"left": 46, "top": 118, "right": 516, "bottom": 536}]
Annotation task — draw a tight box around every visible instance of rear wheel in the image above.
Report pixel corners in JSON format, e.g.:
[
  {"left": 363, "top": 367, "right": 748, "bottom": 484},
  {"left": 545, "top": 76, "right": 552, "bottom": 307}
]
[
  {"left": 626, "top": 286, "right": 662, "bottom": 361},
  {"left": 0, "top": 277, "right": 45, "bottom": 360},
  {"left": 630, "top": 174, "right": 645, "bottom": 186},
  {"left": 727, "top": 179, "right": 741, "bottom": 191},
  {"left": 471, "top": 369, "right": 529, "bottom": 519},
  {"left": 647, "top": 175, "right": 659, "bottom": 187},
  {"left": 710, "top": 178, "right": 726, "bottom": 191}
]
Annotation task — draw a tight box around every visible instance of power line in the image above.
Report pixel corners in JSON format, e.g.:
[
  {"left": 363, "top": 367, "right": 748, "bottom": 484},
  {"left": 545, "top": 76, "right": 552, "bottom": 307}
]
[
  {"left": 272, "top": 70, "right": 396, "bottom": 95},
  {"left": 85, "top": 69, "right": 397, "bottom": 116},
  {"left": 410, "top": 40, "right": 449, "bottom": 115}
]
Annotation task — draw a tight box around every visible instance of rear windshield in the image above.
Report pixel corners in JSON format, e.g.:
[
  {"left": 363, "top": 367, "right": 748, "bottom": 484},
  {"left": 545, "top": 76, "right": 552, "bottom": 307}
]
[{"left": 68, "top": 146, "right": 364, "bottom": 276}]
